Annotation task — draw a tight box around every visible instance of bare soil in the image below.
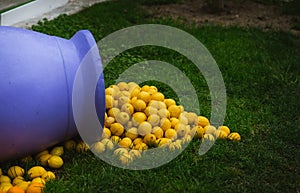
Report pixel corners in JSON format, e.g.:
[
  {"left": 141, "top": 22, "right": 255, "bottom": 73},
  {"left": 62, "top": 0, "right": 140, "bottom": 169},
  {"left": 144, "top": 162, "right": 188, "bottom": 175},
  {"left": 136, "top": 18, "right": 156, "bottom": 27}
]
[{"left": 143, "top": 0, "right": 299, "bottom": 35}]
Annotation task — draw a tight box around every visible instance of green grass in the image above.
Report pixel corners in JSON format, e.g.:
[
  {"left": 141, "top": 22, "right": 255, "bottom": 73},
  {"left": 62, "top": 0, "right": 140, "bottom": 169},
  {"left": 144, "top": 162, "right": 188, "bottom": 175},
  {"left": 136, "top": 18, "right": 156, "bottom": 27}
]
[{"left": 1, "top": 0, "right": 300, "bottom": 192}]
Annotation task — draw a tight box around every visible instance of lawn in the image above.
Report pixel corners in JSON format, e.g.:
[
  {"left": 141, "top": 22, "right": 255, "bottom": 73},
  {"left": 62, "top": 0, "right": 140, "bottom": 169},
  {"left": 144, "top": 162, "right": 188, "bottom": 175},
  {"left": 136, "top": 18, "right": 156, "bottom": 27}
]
[{"left": 2, "top": 0, "right": 300, "bottom": 192}]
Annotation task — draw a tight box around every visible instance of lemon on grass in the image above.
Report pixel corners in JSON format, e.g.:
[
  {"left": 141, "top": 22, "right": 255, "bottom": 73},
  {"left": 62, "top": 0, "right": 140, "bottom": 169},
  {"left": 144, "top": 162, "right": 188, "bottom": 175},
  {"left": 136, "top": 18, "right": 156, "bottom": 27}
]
[
  {"left": 50, "top": 146, "right": 64, "bottom": 156},
  {"left": 0, "top": 175, "right": 11, "bottom": 183},
  {"left": 34, "top": 150, "right": 49, "bottom": 161},
  {"left": 76, "top": 141, "right": 89, "bottom": 153},
  {"left": 27, "top": 166, "right": 47, "bottom": 179},
  {"left": 31, "top": 177, "right": 45, "bottom": 185},
  {"left": 12, "top": 176, "right": 24, "bottom": 186},
  {"left": 63, "top": 140, "right": 77, "bottom": 151},
  {"left": 228, "top": 132, "right": 241, "bottom": 141},
  {"left": 7, "top": 166, "right": 25, "bottom": 179},
  {"left": 218, "top": 126, "right": 231, "bottom": 136},
  {"left": 215, "top": 130, "right": 228, "bottom": 139},
  {"left": 197, "top": 116, "right": 210, "bottom": 127},
  {"left": 41, "top": 171, "right": 55, "bottom": 182},
  {"left": 191, "top": 126, "right": 204, "bottom": 139},
  {"left": 47, "top": 155, "right": 64, "bottom": 169}
]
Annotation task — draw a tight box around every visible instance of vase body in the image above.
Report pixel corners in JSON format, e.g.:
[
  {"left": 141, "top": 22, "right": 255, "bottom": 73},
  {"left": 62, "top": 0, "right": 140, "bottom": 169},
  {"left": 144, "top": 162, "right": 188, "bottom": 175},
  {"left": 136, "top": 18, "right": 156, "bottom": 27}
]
[{"left": 0, "top": 26, "right": 105, "bottom": 161}]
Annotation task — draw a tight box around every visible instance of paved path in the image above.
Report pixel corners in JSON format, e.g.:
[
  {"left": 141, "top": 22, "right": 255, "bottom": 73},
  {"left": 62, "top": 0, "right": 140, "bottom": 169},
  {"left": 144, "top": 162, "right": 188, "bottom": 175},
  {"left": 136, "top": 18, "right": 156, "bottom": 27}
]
[
  {"left": 12, "top": 0, "right": 106, "bottom": 28},
  {"left": 0, "top": 0, "right": 31, "bottom": 11}
]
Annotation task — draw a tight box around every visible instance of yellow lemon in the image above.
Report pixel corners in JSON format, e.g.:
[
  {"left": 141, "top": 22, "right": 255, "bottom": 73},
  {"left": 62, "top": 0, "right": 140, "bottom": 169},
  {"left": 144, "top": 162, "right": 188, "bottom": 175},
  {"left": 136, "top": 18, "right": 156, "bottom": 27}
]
[
  {"left": 15, "top": 181, "right": 30, "bottom": 192},
  {"left": 160, "top": 118, "right": 171, "bottom": 132},
  {"left": 107, "top": 107, "right": 120, "bottom": 118},
  {"left": 50, "top": 146, "right": 64, "bottom": 156},
  {"left": 129, "top": 86, "right": 140, "bottom": 98},
  {"left": 129, "top": 150, "right": 142, "bottom": 158},
  {"left": 91, "top": 142, "right": 106, "bottom": 154},
  {"left": 228, "top": 132, "right": 241, "bottom": 141},
  {"left": 118, "top": 137, "right": 133, "bottom": 148},
  {"left": 170, "top": 117, "right": 180, "bottom": 128},
  {"left": 133, "top": 138, "right": 143, "bottom": 146},
  {"left": 113, "top": 148, "right": 128, "bottom": 156},
  {"left": 215, "top": 130, "right": 228, "bottom": 139},
  {"left": 143, "top": 134, "right": 157, "bottom": 146},
  {"left": 202, "top": 133, "right": 215, "bottom": 142},
  {"left": 119, "top": 153, "right": 133, "bottom": 165},
  {"left": 41, "top": 171, "right": 55, "bottom": 182},
  {"left": 110, "top": 136, "right": 121, "bottom": 144},
  {"left": 38, "top": 154, "right": 52, "bottom": 167},
  {"left": 118, "top": 96, "right": 130, "bottom": 107},
  {"left": 47, "top": 155, "right": 63, "bottom": 169},
  {"left": 31, "top": 177, "right": 45, "bottom": 185},
  {"left": 147, "top": 114, "right": 161, "bottom": 127},
  {"left": 191, "top": 126, "right": 204, "bottom": 139},
  {"left": 12, "top": 176, "right": 24, "bottom": 186},
  {"left": 134, "top": 143, "right": 148, "bottom": 151},
  {"left": 110, "top": 123, "right": 124, "bottom": 136},
  {"left": 218, "top": 126, "right": 231, "bottom": 135},
  {"left": 137, "top": 122, "right": 152, "bottom": 136},
  {"left": 7, "top": 166, "right": 25, "bottom": 179},
  {"left": 121, "top": 103, "right": 134, "bottom": 115},
  {"left": 102, "top": 127, "right": 111, "bottom": 139},
  {"left": 125, "top": 127, "right": 139, "bottom": 140},
  {"left": 34, "top": 150, "right": 49, "bottom": 161},
  {"left": 132, "top": 99, "right": 147, "bottom": 112},
  {"left": 63, "top": 140, "right": 77, "bottom": 151},
  {"left": 204, "top": 125, "right": 217, "bottom": 134},
  {"left": 117, "top": 82, "right": 129, "bottom": 91},
  {"left": 164, "top": 98, "right": 176, "bottom": 108},
  {"left": 104, "top": 116, "right": 115, "bottom": 128},
  {"left": 0, "top": 183, "right": 13, "bottom": 193},
  {"left": 27, "top": 166, "right": 47, "bottom": 179},
  {"left": 144, "top": 106, "right": 158, "bottom": 117},
  {"left": 100, "top": 139, "right": 114, "bottom": 150},
  {"left": 197, "top": 116, "right": 210, "bottom": 127},
  {"left": 76, "top": 141, "right": 89, "bottom": 153},
  {"left": 151, "top": 92, "right": 165, "bottom": 101},
  {"left": 164, "top": 129, "right": 177, "bottom": 140},
  {"left": 156, "top": 138, "right": 172, "bottom": 147},
  {"left": 132, "top": 112, "right": 147, "bottom": 124},
  {"left": 157, "top": 109, "right": 170, "bottom": 118},
  {"left": 151, "top": 126, "right": 164, "bottom": 139},
  {"left": 168, "top": 105, "right": 181, "bottom": 118},
  {"left": 0, "top": 175, "right": 11, "bottom": 183},
  {"left": 105, "top": 95, "right": 114, "bottom": 109},
  {"left": 176, "top": 125, "right": 188, "bottom": 137},
  {"left": 115, "top": 112, "right": 130, "bottom": 125}
]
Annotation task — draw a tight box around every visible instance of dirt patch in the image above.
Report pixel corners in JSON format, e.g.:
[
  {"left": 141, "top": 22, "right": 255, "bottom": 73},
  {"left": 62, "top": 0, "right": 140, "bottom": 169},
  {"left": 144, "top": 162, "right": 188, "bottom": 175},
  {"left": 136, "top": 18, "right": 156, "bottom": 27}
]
[{"left": 143, "top": 0, "right": 299, "bottom": 35}]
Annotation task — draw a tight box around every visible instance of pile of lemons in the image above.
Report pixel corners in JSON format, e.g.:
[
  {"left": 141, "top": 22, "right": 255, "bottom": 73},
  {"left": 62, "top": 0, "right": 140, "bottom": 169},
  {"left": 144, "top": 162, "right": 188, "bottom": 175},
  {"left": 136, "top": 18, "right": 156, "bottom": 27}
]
[
  {"left": 0, "top": 82, "right": 241, "bottom": 192},
  {"left": 90, "top": 82, "right": 241, "bottom": 165}
]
